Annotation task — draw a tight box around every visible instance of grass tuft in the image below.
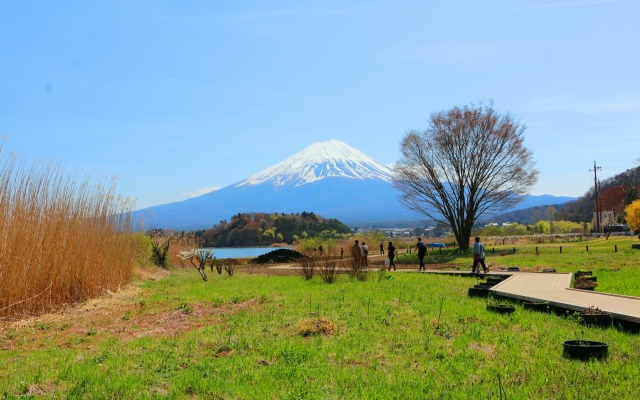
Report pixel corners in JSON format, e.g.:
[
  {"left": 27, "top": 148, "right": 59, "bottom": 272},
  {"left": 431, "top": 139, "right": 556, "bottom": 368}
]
[{"left": 295, "top": 317, "right": 336, "bottom": 337}]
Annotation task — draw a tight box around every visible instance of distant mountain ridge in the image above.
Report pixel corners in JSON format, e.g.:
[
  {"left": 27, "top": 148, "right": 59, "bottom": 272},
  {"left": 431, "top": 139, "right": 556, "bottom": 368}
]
[{"left": 133, "top": 140, "right": 576, "bottom": 230}]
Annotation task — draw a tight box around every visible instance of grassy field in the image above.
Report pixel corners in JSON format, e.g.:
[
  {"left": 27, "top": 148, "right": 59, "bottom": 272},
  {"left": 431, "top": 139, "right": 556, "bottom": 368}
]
[{"left": 1, "top": 238, "right": 639, "bottom": 398}]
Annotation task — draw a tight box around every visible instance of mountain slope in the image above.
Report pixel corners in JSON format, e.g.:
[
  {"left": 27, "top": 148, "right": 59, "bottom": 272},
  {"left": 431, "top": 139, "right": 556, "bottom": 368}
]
[
  {"left": 134, "top": 140, "right": 412, "bottom": 230},
  {"left": 133, "top": 139, "right": 576, "bottom": 230},
  {"left": 236, "top": 139, "right": 393, "bottom": 187}
]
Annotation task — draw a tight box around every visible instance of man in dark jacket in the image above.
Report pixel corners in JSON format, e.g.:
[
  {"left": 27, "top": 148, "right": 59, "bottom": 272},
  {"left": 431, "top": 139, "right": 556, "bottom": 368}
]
[{"left": 415, "top": 237, "right": 427, "bottom": 271}]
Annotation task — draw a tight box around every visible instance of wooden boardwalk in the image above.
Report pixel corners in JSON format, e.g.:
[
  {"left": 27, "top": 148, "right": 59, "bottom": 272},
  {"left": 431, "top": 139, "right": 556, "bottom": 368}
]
[
  {"left": 485, "top": 272, "right": 640, "bottom": 324},
  {"left": 266, "top": 260, "right": 640, "bottom": 325}
]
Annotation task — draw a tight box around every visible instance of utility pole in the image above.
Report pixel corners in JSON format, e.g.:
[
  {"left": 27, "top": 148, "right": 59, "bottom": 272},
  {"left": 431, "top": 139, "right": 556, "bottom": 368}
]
[{"left": 590, "top": 161, "right": 602, "bottom": 233}]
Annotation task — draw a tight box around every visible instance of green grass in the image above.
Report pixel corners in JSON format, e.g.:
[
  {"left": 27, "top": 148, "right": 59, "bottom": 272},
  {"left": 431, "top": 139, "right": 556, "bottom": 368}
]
[{"left": 1, "top": 263, "right": 639, "bottom": 398}]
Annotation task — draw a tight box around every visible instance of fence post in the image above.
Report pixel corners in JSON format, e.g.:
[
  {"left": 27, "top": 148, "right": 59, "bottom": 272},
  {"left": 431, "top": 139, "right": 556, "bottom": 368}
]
[
  {"left": 535, "top": 246, "right": 539, "bottom": 255},
  {"left": 513, "top": 247, "right": 516, "bottom": 254},
  {"left": 615, "top": 245, "right": 618, "bottom": 253},
  {"left": 586, "top": 245, "right": 589, "bottom": 252},
  {"left": 560, "top": 246, "right": 562, "bottom": 254}
]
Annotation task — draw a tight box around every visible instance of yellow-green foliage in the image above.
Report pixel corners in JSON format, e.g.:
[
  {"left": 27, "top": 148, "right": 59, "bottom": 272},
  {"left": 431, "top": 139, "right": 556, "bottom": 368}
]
[
  {"left": 625, "top": 199, "right": 640, "bottom": 232},
  {"left": 131, "top": 231, "right": 154, "bottom": 266},
  {"left": 0, "top": 152, "right": 136, "bottom": 319},
  {"left": 479, "top": 220, "right": 587, "bottom": 237},
  {"left": 536, "top": 220, "right": 550, "bottom": 234}
]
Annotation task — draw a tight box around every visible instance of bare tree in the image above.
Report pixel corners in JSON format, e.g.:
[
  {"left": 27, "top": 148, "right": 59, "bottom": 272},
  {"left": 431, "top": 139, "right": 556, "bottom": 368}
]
[
  {"left": 150, "top": 230, "right": 172, "bottom": 268},
  {"left": 394, "top": 104, "right": 538, "bottom": 249}
]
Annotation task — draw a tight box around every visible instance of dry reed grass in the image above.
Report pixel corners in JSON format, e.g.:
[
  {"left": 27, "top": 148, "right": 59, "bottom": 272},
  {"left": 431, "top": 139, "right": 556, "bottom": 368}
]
[{"left": 0, "top": 151, "right": 136, "bottom": 320}]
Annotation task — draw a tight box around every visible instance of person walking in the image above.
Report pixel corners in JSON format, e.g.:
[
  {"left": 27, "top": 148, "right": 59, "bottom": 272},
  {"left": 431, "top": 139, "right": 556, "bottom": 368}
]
[
  {"left": 472, "top": 236, "right": 488, "bottom": 274},
  {"left": 387, "top": 241, "right": 396, "bottom": 271},
  {"left": 351, "top": 240, "right": 362, "bottom": 266},
  {"left": 361, "top": 242, "right": 369, "bottom": 267},
  {"left": 415, "top": 237, "right": 427, "bottom": 271}
]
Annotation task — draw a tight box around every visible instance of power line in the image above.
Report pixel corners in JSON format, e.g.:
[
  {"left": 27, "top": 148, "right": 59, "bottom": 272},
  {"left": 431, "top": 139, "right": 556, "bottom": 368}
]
[{"left": 590, "top": 161, "right": 602, "bottom": 233}]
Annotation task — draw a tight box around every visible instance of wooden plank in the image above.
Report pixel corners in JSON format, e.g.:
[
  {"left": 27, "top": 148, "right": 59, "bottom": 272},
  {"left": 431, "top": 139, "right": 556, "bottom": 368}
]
[{"left": 489, "top": 272, "right": 640, "bottom": 323}]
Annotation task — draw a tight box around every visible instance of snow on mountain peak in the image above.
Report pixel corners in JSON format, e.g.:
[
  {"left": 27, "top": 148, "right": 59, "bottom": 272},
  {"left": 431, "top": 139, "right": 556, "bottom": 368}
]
[{"left": 236, "top": 139, "right": 393, "bottom": 188}]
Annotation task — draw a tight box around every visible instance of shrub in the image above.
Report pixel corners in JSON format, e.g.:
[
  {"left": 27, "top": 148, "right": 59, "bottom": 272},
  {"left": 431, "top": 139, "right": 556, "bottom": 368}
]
[
  {"left": 300, "top": 257, "right": 316, "bottom": 281},
  {"left": 574, "top": 277, "right": 598, "bottom": 289},
  {"left": 223, "top": 259, "right": 238, "bottom": 276},
  {"left": 319, "top": 259, "right": 339, "bottom": 284},
  {"left": 347, "top": 258, "right": 367, "bottom": 281}
]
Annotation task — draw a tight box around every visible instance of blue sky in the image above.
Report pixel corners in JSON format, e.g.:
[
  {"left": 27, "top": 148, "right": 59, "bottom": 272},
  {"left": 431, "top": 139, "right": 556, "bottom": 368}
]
[{"left": 2, "top": 0, "right": 639, "bottom": 210}]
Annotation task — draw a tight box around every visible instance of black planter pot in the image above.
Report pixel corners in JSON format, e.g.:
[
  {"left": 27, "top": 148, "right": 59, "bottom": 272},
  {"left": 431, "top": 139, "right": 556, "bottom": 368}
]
[
  {"left": 487, "top": 304, "right": 516, "bottom": 314},
  {"left": 542, "top": 268, "right": 556, "bottom": 273},
  {"left": 577, "top": 313, "right": 612, "bottom": 328},
  {"left": 583, "top": 276, "right": 598, "bottom": 282},
  {"left": 574, "top": 270, "right": 592, "bottom": 278},
  {"left": 563, "top": 340, "right": 608, "bottom": 360},
  {"left": 507, "top": 267, "right": 520, "bottom": 272},
  {"left": 468, "top": 287, "right": 490, "bottom": 297},
  {"left": 523, "top": 302, "right": 549, "bottom": 313},
  {"left": 475, "top": 283, "right": 495, "bottom": 289}
]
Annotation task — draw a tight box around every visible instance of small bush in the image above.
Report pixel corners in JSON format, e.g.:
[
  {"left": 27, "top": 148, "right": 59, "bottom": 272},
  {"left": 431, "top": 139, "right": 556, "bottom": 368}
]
[
  {"left": 319, "top": 259, "right": 339, "bottom": 284},
  {"left": 581, "top": 305, "right": 607, "bottom": 315},
  {"left": 224, "top": 259, "right": 238, "bottom": 276},
  {"left": 574, "top": 277, "right": 598, "bottom": 289},
  {"left": 347, "top": 259, "right": 367, "bottom": 281},
  {"left": 300, "top": 258, "right": 316, "bottom": 281}
]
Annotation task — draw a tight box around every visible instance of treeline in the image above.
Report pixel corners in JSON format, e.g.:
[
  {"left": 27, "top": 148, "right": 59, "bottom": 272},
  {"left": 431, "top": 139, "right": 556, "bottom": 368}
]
[
  {"left": 477, "top": 220, "right": 589, "bottom": 237},
  {"left": 486, "top": 204, "right": 569, "bottom": 225},
  {"left": 196, "top": 211, "right": 352, "bottom": 247},
  {"left": 557, "top": 165, "right": 640, "bottom": 223},
  {"left": 488, "top": 165, "right": 640, "bottom": 225}
]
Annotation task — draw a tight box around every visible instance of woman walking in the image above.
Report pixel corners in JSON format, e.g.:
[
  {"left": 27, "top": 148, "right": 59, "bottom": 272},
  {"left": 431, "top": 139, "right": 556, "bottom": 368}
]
[{"left": 387, "top": 241, "right": 396, "bottom": 271}]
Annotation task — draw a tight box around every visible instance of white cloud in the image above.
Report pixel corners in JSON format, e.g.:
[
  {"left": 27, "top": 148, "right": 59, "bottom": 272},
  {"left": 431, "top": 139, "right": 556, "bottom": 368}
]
[{"left": 182, "top": 186, "right": 220, "bottom": 198}]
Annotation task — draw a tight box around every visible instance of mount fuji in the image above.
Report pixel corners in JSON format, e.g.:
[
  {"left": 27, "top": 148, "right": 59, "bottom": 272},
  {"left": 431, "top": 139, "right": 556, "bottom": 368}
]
[
  {"left": 132, "top": 139, "right": 575, "bottom": 231},
  {"left": 133, "top": 140, "right": 423, "bottom": 230}
]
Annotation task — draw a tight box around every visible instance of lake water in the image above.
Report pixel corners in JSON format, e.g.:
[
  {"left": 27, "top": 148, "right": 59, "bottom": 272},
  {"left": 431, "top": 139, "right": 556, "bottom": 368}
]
[{"left": 206, "top": 247, "right": 289, "bottom": 259}]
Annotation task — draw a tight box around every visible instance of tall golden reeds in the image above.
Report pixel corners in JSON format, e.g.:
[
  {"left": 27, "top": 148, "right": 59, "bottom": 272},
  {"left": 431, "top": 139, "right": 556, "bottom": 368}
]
[{"left": 0, "top": 150, "right": 136, "bottom": 319}]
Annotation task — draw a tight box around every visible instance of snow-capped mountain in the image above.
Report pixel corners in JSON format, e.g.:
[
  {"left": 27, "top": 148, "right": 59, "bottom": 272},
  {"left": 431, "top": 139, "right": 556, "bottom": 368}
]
[
  {"left": 236, "top": 139, "right": 393, "bottom": 188},
  {"left": 132, "top": 139, "right": 576, "bottom": 231},
  {"left": 133, "top": 139, "right": 418, "bottom": 230}
]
